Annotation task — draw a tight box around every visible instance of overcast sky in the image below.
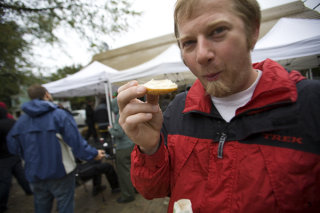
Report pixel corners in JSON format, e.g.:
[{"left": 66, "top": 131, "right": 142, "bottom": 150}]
[
  {"left": 36, "top": 0, "right": 312, "bottom": 75},
  {"left": 111, "top": 0, "right": 299, "bottom": 49}
]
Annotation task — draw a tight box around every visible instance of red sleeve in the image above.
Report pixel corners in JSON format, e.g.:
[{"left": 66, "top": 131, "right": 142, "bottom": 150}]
[{"left": 130, "top": 139, "right": 170, "bottom": 199}]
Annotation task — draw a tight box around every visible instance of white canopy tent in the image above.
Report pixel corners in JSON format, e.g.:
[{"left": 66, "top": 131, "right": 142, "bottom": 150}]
[
  {"left": 43, "top": 61, "right": 119, "bottom": 123},
  {"left": 43, "top": 46, "right": 191, "bottom": 124},
  {"left": 252, "top": 18, "right": 320, "bottom": 69},
  {"left": 44, "top": 61, "right": 119, "bottom": 97},
  {"left": 111, "top": 45, "right": 192, "bottom": 85},
  {"left": 44, "top": 45, "right": 192, "bottom": 97}
]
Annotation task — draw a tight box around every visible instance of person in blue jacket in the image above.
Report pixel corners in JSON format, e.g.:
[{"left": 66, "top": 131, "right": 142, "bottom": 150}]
[{"left": 6, "top": 84, "right": 105, "bottom": 213}]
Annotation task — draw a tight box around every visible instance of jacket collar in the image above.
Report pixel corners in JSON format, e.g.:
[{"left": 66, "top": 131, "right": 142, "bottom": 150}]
[
  {"left": 183, "top": 59, "right": 304, "bottom": 115},
  {"left": 183, "top": 80, "right": 212, "bottom": 114}
]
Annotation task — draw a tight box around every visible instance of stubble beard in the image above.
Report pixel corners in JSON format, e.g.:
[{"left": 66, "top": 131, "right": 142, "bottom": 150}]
[{"left": 206, "top": 80, "right": 232, "bottom": 97}]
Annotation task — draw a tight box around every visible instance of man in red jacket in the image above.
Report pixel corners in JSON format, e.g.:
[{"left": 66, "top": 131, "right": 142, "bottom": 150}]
[{"left": 116, "top": 0, "right": 320, "bottom": 212}]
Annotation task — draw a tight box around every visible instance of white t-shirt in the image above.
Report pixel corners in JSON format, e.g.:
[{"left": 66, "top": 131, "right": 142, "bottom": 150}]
[{"left": 211, "top": 70, "right": 262, "bottom": 122}]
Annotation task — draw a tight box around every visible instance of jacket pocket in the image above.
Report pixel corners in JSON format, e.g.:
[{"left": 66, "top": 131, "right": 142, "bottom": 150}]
[
  {"left": 259, "top": 145, "right": 320, "bottom": 212},
  {"left": 167, "top": 135, "right": 211, "bottom": 188}
]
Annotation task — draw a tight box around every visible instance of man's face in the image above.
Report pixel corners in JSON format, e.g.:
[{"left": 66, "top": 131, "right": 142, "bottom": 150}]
[
  {"left": 45, "top": 92, "right": 54, "bottom": 102},
  {"left": 177, "top": 0, "right": 257, "bottom": 97}
]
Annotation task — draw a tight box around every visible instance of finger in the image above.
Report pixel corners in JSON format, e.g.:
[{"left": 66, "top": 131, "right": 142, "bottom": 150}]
[
  {"left": 125, "top": 113, "right": 153, "bottom": 128},
  {"left": 117, "top": 85, "right": 147, "bottom": 111},
  {"left": 120, "top": 102, "right": 159, "bottom": 120},
  {"left": 117, "top": 80, "right": 138, "bottom": 93},
  {"left": 146, "top": 94, "right": 159, "bottom": 105}
]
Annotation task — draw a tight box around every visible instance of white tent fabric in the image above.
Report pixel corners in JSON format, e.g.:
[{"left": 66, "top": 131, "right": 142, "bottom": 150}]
[
  {"left": 44, "top": 18, "right": 320, "bottom": 99},
  {"left": 43, "top": 61, "right": 119, "bottom": 124},
  {"left": 111, "top": 45, "right": 190, "bottom": 84},
  {"left": 44, "top": 46, "right": 191, "bottom": 97},
  {"left": 44, "top": 61, "right": 118, "bottom": 97},
  {"left": 252, "top": 18, "right": 320, "bottom": 65}
]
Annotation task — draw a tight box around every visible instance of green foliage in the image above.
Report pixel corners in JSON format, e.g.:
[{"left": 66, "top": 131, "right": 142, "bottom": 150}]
[
  {"left": 1, "top": 0, "right": 141, "bottom": 50},
  {"left": 42, "top": 64, "right": 91, "bottom": 110},
  {"left": 46, "top": 64, "right": 83, "bottom": 81},
  {"left": 0, "top": 21, "right": 39, "bottom": 106},
  {"left": 0, "top": 0, "right": 140, "bottom": 107},
  {"left": 0, "top": 69, "right": 43, "bottom": 108},
  {"left": 0, "top": 21, "right": 27, "bottom": 70}
]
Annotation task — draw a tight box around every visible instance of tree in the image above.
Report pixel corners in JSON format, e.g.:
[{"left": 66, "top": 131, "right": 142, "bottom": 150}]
[
  {"left": 46, "top": 64, "right": 83, "bottom": 82},
  {"left": 43, "top": 64, "right": 88, "bottom": 110},
  {"left": 0, "top": 0, "right": 140, "bottom": 107},
  {"left": 0, "top": 0, "right": 140, "bottom": 49},
  {"left": 0, "top": 21, "right": 36, "bottom": 106}
]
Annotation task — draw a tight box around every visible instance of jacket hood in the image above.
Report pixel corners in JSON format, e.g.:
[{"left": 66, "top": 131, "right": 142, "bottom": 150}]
[
  {"left": 252, "top": 59, "right": 306, "bottom": 84},
  {"left": 22, "top": 99, "right": 57, "bottom": 117}
]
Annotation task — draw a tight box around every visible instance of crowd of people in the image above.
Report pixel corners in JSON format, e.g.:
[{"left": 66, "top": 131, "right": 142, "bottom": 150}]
[
  {"left": 2, "top": 0, "right": 320, "bottom": 212},
  {"left": 1, "top": 85, "right": 136, "bottom": 213}
]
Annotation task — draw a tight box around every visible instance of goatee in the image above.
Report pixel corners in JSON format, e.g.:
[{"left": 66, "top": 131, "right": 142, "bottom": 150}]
[{"left": 206, "top": 81, "right": 232, "bottom": 97}]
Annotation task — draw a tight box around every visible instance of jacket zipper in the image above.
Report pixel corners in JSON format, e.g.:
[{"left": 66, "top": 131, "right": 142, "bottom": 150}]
[{"left": 217, "top": 133, "right": 227, "bottom": 159}]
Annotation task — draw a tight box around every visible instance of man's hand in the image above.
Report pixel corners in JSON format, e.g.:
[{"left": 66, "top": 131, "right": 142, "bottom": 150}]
[
  {"left": 117, "top": 80, "right": 163, "bottom": 155},
  {"left": 94, "top": 149, "right": 106, "bottom": 161}
]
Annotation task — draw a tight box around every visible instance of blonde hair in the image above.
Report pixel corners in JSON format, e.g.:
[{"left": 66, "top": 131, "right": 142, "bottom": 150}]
[{"left": 174, "top": 0, "right": 261, "bottom": 49}]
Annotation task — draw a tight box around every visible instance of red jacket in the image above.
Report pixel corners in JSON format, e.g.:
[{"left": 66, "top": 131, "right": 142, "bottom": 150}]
[{"left": 131, "top": 59, "right": 320, "bottom": 213}]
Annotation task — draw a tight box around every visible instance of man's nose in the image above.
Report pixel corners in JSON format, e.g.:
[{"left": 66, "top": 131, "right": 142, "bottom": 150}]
[{"left": 196, "top": 37, "right": 215, "bottom": 65}]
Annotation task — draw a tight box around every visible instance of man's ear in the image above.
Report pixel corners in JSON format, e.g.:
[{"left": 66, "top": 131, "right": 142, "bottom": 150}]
[
  {"left": 44, "top": 91, "right": 51, "bottom": 101},
  {"left": 251, "top": 22, "right": 260, "bottom": 50}
]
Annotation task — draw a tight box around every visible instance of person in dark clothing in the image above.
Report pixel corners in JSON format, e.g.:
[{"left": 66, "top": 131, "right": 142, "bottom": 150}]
[
  {"left": 0, "top": 103, "right": 14, "bottom": 120},
  {"left": 85, "top": 101, "right": 98, "bottom": 143},
  {"left": 94, "top": 98, "right": 112, "bottom": 156},
  {"left": 76, "top": 160, "right": 120, "bottom": 196},
  {"left": 0, "top": 107, "right": 32, "bottom": 213},
  {"left": 94, "top": 98, "right": 109, "bottom": 129}
]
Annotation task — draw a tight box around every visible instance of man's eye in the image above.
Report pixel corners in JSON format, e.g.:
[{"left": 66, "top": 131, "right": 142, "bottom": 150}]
[
  {"left": 182, "top": 40, "right": 195, "bottom": 48},
  {"left": 211, "top": 26, "right": 227, "bottom": 36}
]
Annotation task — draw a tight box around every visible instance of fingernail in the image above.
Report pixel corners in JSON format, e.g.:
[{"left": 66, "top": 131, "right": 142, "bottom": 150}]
[
  {"left": 129, "top": 81, "right": 136, "bottom": 86},
  {"left": 137, "top": 86, "right": 146, "bottom": 93}
]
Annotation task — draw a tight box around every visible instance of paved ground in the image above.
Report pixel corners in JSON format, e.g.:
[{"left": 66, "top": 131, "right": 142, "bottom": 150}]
[{"left": 6, "top": 177, "right": 169, "bottom": 213}]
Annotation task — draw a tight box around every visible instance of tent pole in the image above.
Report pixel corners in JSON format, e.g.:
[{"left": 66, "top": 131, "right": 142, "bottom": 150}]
[
  {"left": 309, "top": 68, "right": 313, "bottom": 80},
  {"left": 107, "top": 80, "right": 115, "bottom": 124},
  {"left": 104, "top": 80, "right": 113, "bottom": 127}
]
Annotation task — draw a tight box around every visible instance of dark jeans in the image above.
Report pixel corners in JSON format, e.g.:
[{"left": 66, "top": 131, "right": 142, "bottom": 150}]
[
  {"left": 30, "top": 172, "right": 75, "bottom": 213},
  {"left": 0, "top": 156, "right": 32, "bottom": 212},
  {"left": 85, "top": 122, "right": 98, "bottom": 141},
  {"left": 76, "top": 161, "right": 119, "bottom": 190}
]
